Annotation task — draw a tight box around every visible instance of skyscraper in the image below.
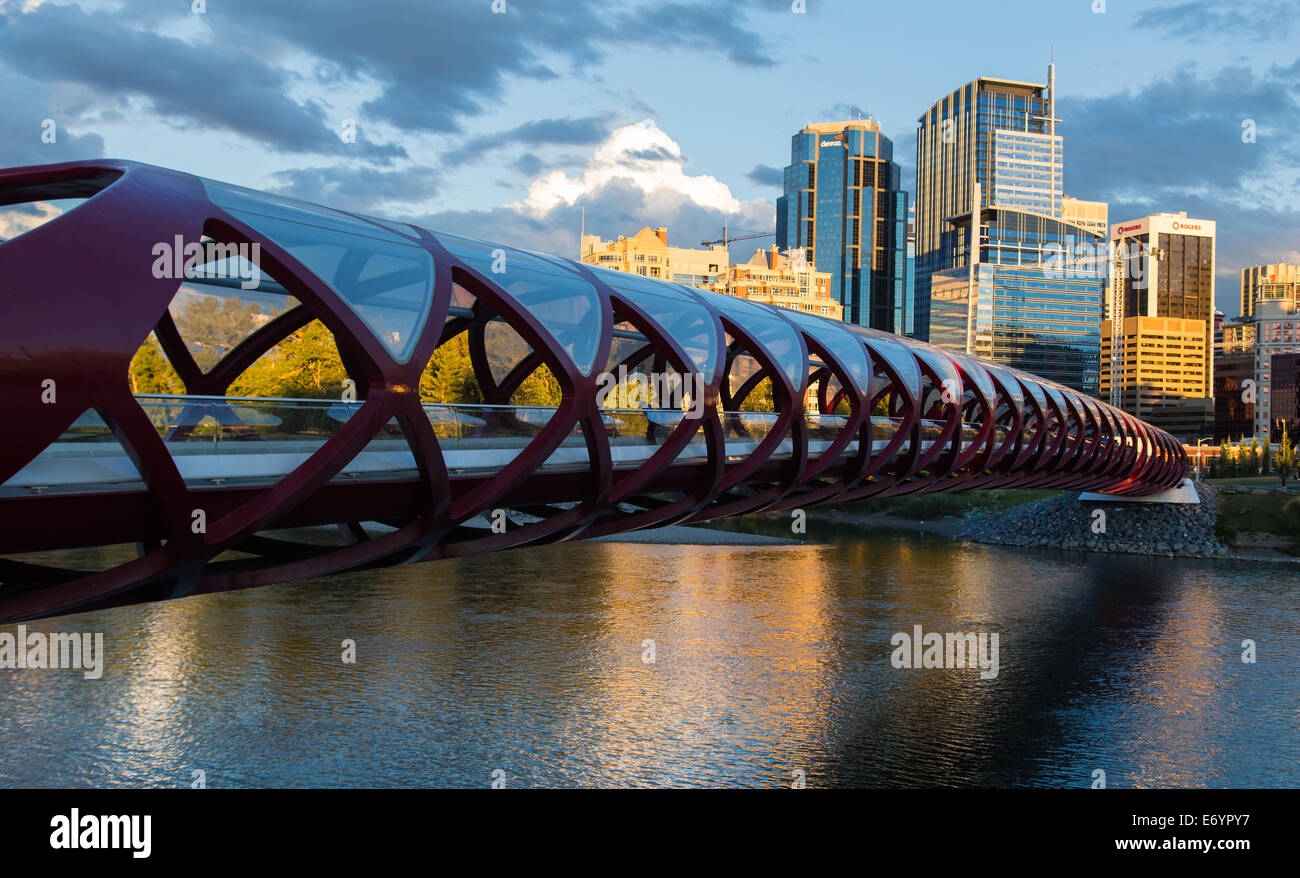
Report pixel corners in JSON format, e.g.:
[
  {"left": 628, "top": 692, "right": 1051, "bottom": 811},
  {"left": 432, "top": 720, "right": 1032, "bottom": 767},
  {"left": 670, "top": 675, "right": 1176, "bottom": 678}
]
[
  {"left": 1106, "top": 211, "right": 1216, "bottom": 437},
  {"left": 916, "top": 68, "right": 1105, "bottom": 394},
  {"left": 915, "top": 73, "right": 1063, "bottom": 340},
  {"left": 775, "top": 120, "right": 910, "bottom": 332}
]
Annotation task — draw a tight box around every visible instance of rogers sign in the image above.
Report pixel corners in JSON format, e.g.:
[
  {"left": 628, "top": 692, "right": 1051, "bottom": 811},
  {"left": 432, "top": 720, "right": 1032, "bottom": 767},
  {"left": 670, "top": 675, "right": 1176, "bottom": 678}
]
[
  {"left": 1171, "top": 220, "right": 1202, "bottom": 231},
  {"left": 1116, "top": 222, "right": 1145, "bottom": 235}
]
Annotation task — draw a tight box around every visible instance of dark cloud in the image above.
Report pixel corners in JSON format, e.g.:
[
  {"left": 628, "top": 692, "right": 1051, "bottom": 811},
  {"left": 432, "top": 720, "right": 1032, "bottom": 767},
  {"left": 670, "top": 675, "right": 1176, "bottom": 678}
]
[
  {"left": 1135, "top": 0, "right": 1299, "bottom": 41},
  {"left": 624, "top": 146, "right": 679, "bottom": 163},
  {"left": 0, "top": 3, "right": 405, "bottom": 162},
  {"left": 511, "top": 153, "right": 546, "bottom": 177},
  {"left": 0, "top": 70, "right": 105, "bottom": 167},
  {"left": 48, "top": 0, "right": 779, "bottom": 143},
  {"left": 268, "top": 165, "right": 441, "bottom": 213},
  {"left": 745, "top": 164, "right": 784, "bottom": 186},
  {"left": 1059, "top": 63, "right": 1300, "bottom": 313},
  {"left": 441, "top": 115, "right": 615, "bottom": 167}
]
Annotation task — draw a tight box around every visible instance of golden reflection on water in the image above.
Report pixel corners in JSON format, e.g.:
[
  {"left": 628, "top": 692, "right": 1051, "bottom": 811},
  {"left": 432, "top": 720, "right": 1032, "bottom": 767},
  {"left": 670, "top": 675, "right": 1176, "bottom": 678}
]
[
  {"left": 2, "top": 532, "right": 1297, "bottom": 787},
  {"left": 575, "top": 543, "right": 837, "bottom": 785}
]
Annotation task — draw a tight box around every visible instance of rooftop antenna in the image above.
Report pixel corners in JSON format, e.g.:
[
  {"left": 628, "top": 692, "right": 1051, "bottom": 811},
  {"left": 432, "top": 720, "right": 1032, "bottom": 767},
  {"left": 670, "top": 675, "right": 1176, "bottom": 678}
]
[{"left": 579, "top": 205, "right": 585, "bottom": 259}]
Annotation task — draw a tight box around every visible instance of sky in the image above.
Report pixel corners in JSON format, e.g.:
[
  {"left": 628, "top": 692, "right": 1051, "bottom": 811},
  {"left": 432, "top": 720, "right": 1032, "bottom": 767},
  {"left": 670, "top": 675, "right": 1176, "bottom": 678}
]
[{"left": 1, "top": 0, "right": 1298, "bottom": 316}]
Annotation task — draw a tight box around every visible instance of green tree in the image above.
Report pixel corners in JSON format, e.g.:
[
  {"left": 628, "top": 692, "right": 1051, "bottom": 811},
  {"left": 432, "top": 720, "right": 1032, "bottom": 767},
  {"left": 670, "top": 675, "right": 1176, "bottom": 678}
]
[
  {"left": 229, "top": 319, "right": 350, "bottom": 399},
  {"left": 129, "top": 334, "right": 185, "bottom": 395},
  {"left": 419, "top": 332, "right": 482, "bottom": 405},
  {"left": 1277, "top": 425, "right": 1296, "bottom": 487},
  {"left": 1263, "top": 436, "right": 1272, "bottom": 474},
  {"left": 1249, "top": 436, "right": 1261, "bottom": 475},
  {"left": 175, "top": 294, "right": 273, "bottom": 371}
]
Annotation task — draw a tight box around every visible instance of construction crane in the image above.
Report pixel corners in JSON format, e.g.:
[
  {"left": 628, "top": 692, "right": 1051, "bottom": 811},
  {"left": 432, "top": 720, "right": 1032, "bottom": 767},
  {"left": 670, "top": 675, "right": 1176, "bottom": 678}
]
[{"left": 700, "top": 219, "right": 774, "bottom": 249}]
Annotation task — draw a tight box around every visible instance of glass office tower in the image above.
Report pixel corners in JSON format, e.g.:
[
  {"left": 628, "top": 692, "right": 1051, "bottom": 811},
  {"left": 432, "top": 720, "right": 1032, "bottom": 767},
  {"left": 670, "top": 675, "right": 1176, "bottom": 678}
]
[
  {"left": 915, "top": 67, "right": 1104, "bottom": 395},
  {"left": 775, "top": 120, "right": 910, "bottom": 332},
  {"left": 915, "top": 71, "right": 1062, "bottom": 341},
  {"left": 928, "top": 205, "right": 1104, "bottom": 394}
]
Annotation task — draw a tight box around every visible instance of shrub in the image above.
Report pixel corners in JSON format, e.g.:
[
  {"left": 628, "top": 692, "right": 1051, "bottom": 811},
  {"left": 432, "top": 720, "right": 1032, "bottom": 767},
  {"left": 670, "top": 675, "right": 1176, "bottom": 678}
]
[
  {"left": 1214, "top": 518, "right": 1238, "bottom": 546},
  {"left": 1283, "top": 497, "right": 1300, "bottom": 537}
]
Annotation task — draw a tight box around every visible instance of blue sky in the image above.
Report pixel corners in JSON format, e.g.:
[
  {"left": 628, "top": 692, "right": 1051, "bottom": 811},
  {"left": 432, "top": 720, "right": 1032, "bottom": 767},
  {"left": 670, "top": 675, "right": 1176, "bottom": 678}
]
[{"left": 2, "top": 0, "right": 1298, "bottom": 315}]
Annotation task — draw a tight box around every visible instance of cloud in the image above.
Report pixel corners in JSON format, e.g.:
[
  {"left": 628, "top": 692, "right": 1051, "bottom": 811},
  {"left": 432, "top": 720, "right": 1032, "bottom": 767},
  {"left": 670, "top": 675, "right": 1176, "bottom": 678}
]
[
  {"left": 513, "top": 120, "right": 749, "bottom": 215},
  {"left": 745, "top": 164, "right": 784, "bottom": 186},
  {"left": 268, "top": 165, "right": 441, "bottom": 214},
  {"left": 1059, "top": 63, "right": 1300, "bottom": 313},
  {"left": 0, "top": 68, "right": 105, "bottom": 167},
  {"left": 441, "top": 115, "right": 616, "bottom": 167},
  {"left": 0, "top": 200, "right": 60, "bottom": 240},
  {"left": 53, "top": 0, "right": 779, "bottom": 142},
  {"left": 0, "top": 2, "right": 405, "bottom": 162},
  {"left": 408, "top": 123, "right": 773, "bottom": 261},
  {"left": 1135, "top": 0, "right": 1300, "bottom": 41}
]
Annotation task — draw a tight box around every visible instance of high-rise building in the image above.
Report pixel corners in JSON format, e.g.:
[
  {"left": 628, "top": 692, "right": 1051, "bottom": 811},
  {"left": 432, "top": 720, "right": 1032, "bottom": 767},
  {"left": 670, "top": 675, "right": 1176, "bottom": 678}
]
[
  {"left": 915, "top": 71, "right": 1063, "bottom": 340},
  {"left": 1249, "top": 298, "right": 1300, "bottom": 441},
  {"left": 1240, "top": 263, "right": 1300, "bottom": 319},
  {"left": 916, "top": 68, "right": 1104, "bottom": 393},
  {"left": 1100, "top": 316, "right": 1209, "bottom": 437},
  {"left": 581, "top": 227, "right": 728, "bottom": 291},
  {"left": 1106, "top": 212, "right": 1216, "bottom": 437},
  {"left": 775, "top": 119, "right": 910, "bottom": 332},
  {"left": 926, "top": 194, "right": 1105, "bottom": 393}
]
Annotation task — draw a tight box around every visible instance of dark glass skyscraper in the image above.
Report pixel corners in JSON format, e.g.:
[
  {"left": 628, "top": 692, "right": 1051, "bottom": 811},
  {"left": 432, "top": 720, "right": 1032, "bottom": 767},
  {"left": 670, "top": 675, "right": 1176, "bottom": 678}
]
[{"left": 775, "top": 120, "right": 910, "bottom": 332}]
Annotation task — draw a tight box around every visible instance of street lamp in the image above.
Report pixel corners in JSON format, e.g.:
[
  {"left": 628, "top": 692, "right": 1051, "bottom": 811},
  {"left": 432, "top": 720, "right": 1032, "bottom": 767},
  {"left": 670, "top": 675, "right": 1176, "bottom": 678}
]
[{"left": 1194, "top": 436, "right": 1210, "bottom": 482}]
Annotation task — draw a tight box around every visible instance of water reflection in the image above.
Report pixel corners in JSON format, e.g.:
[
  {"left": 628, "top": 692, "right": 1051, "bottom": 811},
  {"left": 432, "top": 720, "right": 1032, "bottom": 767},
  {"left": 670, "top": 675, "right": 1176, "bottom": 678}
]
[{"left": 0, "top": 526, "right": 1296, "bottom": 788}]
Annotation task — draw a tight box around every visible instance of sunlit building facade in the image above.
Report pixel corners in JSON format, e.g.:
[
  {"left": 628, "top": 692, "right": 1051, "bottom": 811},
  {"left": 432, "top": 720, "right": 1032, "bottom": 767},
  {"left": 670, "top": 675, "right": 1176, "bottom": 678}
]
[
  {"left": 726, "top": 246, "right": 841, "bottom": 319},
  {"left": 928, "top": 204, "right": 1104, "bottom": 394},
  {"left": 775, "top": 120, "right": 910, "bottom": 332},
  {"left": 581, "top": 226, "right": 728, "bottom": 292},
  {"left": 1240, "top": 263, "right": 1300, "bottom": 319},
  {"left": 1108, "top": 212, "right": 1215, "bottom": 436},
  {"left": 915, "top": 71, "right": 1063, "bottom": 340}
]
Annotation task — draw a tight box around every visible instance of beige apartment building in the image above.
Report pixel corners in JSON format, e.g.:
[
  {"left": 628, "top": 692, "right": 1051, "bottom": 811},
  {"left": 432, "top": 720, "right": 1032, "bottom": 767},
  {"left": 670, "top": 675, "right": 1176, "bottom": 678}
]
[
  {"left": 1101, "top": 315, "right": 1209, "bottom": 437},
  {"left": 580, "top": 227, "right": 728, "bottom": 291},
  {"left": 1240, "top": 263, "right": 1300, "bottom": 319},
  {"left": 1061, "top": 196, "right": 1108, "bottom": 237},
  {"left": 728, "top": 246, "right": 841, "bottom": 319},
  {"left": 581, "top": 228, "right": 840, "bottom": 319}
]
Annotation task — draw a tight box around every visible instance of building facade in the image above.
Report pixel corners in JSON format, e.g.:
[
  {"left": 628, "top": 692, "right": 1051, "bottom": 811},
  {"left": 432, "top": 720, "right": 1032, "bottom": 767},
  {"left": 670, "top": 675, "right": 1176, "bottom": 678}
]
[
  {"left": 1106, "top": 211, "right": 1216, "bottom": 437},
  {"left": 914, "top": 71, "right": 1063, "bottom": 340},
  {"left": 726, "top": 246, "right": 840, "bottom": 319},
  {"left": 581, "top": 227, "right": 728, "bottom": 291},
  {"left": 927, "top": 201, "right": 1104, "bottom": 393},
  {"left": 1250, "top": 298, "right": 1300, "bottom": 440},
  {"left": 1061, "top": 196, "right": 1108, "bottom": 237},
  {"left": 914, "top": 68, "right": 1106, "bottom": 394},
  {"left": 1213, "top": 354, "right": 1255, "bottom": 441},
  {"left": 1240, "top": 263, "right": 1300, "bottom": 319},
  {"left": 1100, "top": 316, "right": 1209, "bottom": 438},
  {"left": 775, "top": 120, "right": 909, "bottom": 332}
]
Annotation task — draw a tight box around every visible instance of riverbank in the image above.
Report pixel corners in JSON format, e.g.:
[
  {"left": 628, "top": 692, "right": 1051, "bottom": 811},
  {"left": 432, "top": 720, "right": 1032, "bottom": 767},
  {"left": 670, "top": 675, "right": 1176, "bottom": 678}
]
[{"left": 589, "top": 525, "right": 804, "bottom": 546}]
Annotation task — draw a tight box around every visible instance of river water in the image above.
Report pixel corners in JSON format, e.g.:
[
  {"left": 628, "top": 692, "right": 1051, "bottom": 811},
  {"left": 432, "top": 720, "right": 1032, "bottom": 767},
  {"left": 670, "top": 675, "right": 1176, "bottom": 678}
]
[{"left": 1, "top": 520, "right": 1296, "bottom": 788}]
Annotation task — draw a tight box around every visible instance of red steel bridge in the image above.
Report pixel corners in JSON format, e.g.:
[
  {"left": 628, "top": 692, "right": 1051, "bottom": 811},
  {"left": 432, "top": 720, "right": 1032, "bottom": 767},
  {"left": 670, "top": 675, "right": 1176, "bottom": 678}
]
[{"left": 0, "top": 160, "right": 1186, "bottom": 622}]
